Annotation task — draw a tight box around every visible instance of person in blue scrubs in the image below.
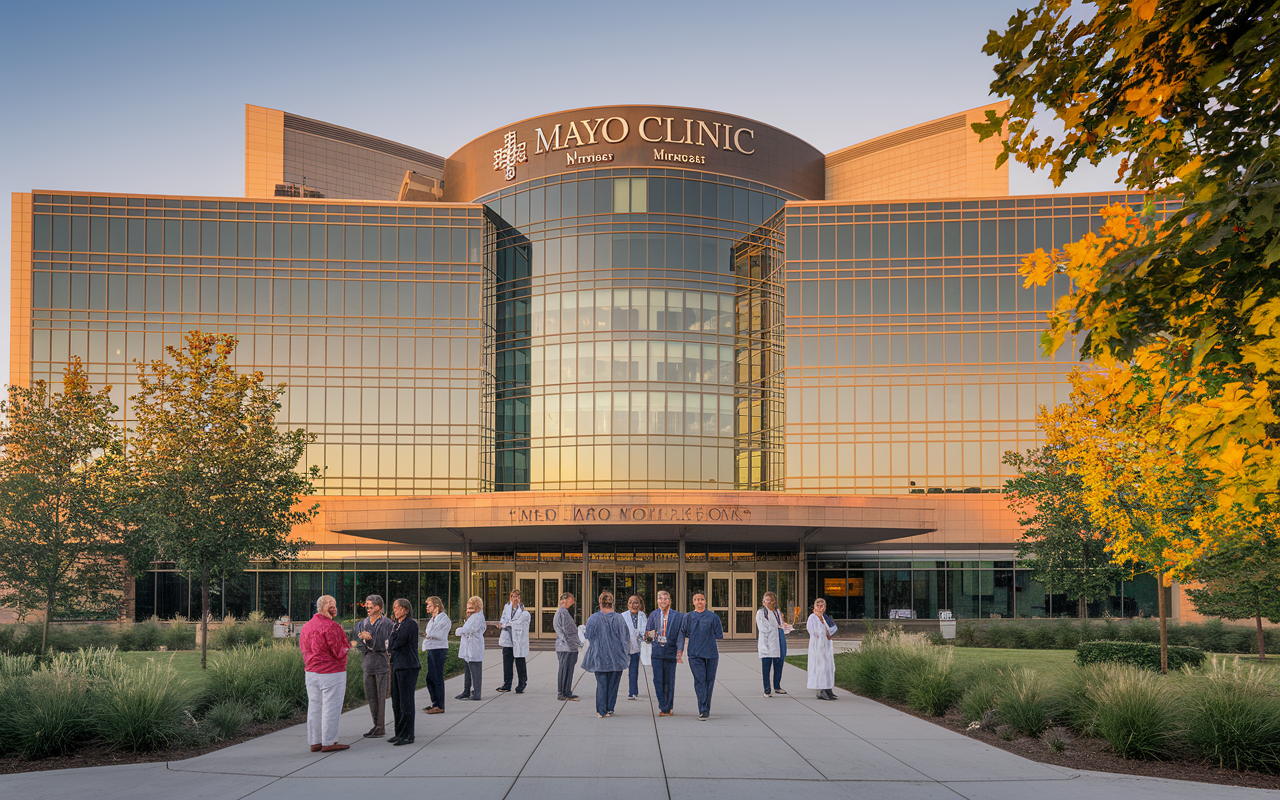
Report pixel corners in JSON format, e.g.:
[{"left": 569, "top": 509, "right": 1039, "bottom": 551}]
[
  {"left": 581, "top": 590, "right": 632, "bottom": 717},
  {"left": 677, "top": 591, "right": 723, "bottom": 721},
  {"left": 645, "top": 590, "right": 683, "bottom": 716}
]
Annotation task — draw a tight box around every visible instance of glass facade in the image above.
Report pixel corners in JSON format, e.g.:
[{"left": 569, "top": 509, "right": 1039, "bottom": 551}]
[{"left": 478, "top": 169, "right": 796, "bottom": 491}]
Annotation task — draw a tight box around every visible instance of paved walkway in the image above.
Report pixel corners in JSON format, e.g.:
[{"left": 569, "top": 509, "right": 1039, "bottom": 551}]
[{"left": 2, "top": 649, "right": 1276, "bottom": 799}]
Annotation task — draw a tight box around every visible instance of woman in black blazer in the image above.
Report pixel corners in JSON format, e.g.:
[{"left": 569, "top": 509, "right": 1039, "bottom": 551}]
[{"left": 387, "top": 598, "right": 421, "bottom": 745}]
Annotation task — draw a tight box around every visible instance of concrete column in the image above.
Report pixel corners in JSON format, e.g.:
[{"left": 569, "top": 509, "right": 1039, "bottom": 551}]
[
  {"left": 678, "top": 534, "right": 687, "bottom": 612},
  {"left": 582, "top": 531, "right": 589, "bottom": 616},
  {"left": 461, "top": 539, "right": 471, "bottom": 604},
  {"left": 798, "top": 535, "right": 807, "bottom": 618}
]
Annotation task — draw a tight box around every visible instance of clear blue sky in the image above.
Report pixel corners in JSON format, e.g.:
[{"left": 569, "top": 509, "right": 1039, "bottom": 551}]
[{"left": 0, "top": 0, "right": 1122, "bottom": 388}]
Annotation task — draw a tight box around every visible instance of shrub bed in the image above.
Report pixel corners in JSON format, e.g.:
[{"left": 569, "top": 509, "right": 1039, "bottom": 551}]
[
  {"left": 1076, "top": 640, "right": 1207, "bottom": 671},
  {"left": 953, "top": 618, "right": 1277, "bottom": 655}
]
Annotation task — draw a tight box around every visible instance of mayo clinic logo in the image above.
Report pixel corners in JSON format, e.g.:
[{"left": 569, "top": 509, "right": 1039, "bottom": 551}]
[{"left": 493, "top": 130, "right": 527, "bottom": 181}]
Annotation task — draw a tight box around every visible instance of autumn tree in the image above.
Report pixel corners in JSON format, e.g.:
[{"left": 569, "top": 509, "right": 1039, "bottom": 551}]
[
  {"left": 1003, "top": 445, "right": 1125, "bottom": 618},
  {"left": 0, "top": 358, "right": 126, "bottom": 651},
  {"left": 976, "top": 0, "right": 1280, "bottom": 517},
  {"left": 1184, "top": 518, "right": 1280, "bottom": 660},
  {"left": 126, "top": 332, "right": 318, "bottom": 668}
]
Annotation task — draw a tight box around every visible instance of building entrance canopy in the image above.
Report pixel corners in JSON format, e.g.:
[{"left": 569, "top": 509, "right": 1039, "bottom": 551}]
[{"left": 318, "top": 491, "right": 935, "bottom": 549}]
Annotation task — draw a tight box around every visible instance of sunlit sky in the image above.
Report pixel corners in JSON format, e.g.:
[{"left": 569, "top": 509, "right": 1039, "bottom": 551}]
[{"left": 0, "top": 0, "right": 1124, "bottom": 388}]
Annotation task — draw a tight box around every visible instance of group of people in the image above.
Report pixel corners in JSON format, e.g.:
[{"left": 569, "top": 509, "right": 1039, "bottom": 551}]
[{"left": 298, "top": 588, "right": 841, "bottom": 751}]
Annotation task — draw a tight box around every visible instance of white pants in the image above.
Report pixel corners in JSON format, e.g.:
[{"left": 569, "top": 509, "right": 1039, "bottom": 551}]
[{"left": 305, "top": 670, "right": 347, "bottom": 746}]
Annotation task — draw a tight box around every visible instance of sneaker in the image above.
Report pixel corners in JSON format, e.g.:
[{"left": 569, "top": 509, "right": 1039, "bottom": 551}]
[
  {"left": 628, "top": 695, "right": 638, "bottom": 700},
  {"left": 774, "top": 688, "right": 788, "bottom": 695},
  {"left": 763, "top": 692, "right": 772, "bottom": 698},
  {"left": 697, "top": 713, "right": 708, "bottom": 721},
  {"left": 496, "top": 687, "right": 510, "bottom": 693},
  {"left": 454, "top": 693, "right": 470, "bottom": 700},
  {"left": 557, "top": 695, "right": 566, "bottom": 701},
  {"left": 566, "top": 695, "right": 580, "bottom": 701},
  {"left": 515, "top": 688, "right": 525, "bottom": 694}
]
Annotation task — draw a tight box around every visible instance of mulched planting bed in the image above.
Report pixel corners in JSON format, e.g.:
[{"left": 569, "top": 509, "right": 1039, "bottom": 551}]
[
  {"left": 870, "top": 694, "right": 1280, "bottom": 791},
  {"left": 0, "top": 713, "right": 305, "bottom": 775}
]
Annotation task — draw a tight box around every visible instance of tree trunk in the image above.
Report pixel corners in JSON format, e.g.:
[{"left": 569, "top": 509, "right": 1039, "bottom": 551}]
[
  {"left": 42, "top": 586, "right": 54, "bottom": 653},
  {"left": 1157, "top": 569, "right": 1168, "bottom": 675},
  {"left": 1078, "top": 595, "right": 1087, "bottom": 620},
  {"left": 1258, "top": 614, "right": 1266, "bottom": 661},
  {"left": 200, "top": 568, "right": 210, "bottom": 670}
]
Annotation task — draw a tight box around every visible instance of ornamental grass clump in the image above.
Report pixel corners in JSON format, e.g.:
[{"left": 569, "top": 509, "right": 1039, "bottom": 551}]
[
  {"left": 202, "top": 701, "right": 253, "bottom": 741},
  {"left": 1184, "top": 656, "right": 1280, "bottom": 773},
  {"left": 1089, "top": 664, "right": 1178, "bottom": 759},
  {"left": 958, "top": 673, "right": 1002, "bottom": 724},
  {"left": 906, "top": 658, "right": 960, "bottom": 716},
  {"left": 203, "top": 643, "right": 306, "bottom": 716},
  {"left": 8, "top": 671, "right": 96, "bottom": 758},
  {"left": 0, "top": 652, "right": 37, "bottom": 678},
  {"left": 847, "top": 626, "right": 943, "bottom": 702},
  {"left": 994, "top": 667, "right": 1051, "bottom": 737},
  {"left": 94, "top": 661, "right": 194, "bottom": 752}
]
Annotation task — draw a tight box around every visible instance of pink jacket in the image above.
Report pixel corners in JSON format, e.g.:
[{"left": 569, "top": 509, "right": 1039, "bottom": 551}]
[{"left": 299, "top": 613, "right": 350, "bottom": 674}]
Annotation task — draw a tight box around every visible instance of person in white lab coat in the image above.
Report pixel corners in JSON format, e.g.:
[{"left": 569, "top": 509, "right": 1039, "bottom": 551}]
[
  {"left": 756, "top": 591, "right": 793, "bottom": 697},
  {"left": 497, "top": 590, "right": 531, "bottom": 694},
  {"left": 455, "top": 596, "right": 486, "bottom": 701},
  {"left": 807, "top": 598, "right": 838, "bottom": 700},
  {"left": 420, "top": 595, "right": 451, "bottom": 713},
  {"left": 623, "top": 595, "right": 647, "bottom": 700}
]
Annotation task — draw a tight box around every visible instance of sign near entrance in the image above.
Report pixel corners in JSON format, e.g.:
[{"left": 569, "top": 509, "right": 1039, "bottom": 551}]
[{"left": 507, "top": 504, "right": 753, "bottom": 524}]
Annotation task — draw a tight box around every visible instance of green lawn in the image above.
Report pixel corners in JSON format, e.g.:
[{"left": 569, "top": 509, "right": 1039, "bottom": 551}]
[
  {"left": 787, "top": 646, "right": 1280, "bottom": 677},
  {"left": 118, "top": 650, "right": 213, "bottom": 687}
]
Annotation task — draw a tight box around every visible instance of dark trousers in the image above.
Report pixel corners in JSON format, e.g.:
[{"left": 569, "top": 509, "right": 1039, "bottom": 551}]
[
  {"left": 462, "top": 659, "right": 482, "bottom": 699},
  {"left": 556, "top": 651, "right": 578, "bottom": 698},
  {"left": 501, "top": 646, "right": 527, "bottom": 690},
  {"left": 652, "top": 657, "right": 676, "bottom": 712},
  {"left": 627, "top": 652, "right": 641, "bottom": 697},
  {"left": 363, "top": 671, "right": 388, "bottom": 732},
  {"left": 425, "top": 648, "right": 446, "bottom": 710},
  {"left": 594, "top": 670, "right": 622, "bottom": 715},
  {"left": 689, "top": 656, "right": 718, "bottom": 715},
  {"left": 762, "top": 657, "right": 784, "bottom": 693},
  {"left": 389, "top": 667, "right": 419, "bottom": 741}
]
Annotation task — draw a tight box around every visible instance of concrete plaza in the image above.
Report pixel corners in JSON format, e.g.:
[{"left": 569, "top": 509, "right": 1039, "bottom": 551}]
[{"left": 1, "top": 647, "right": 1275, "bottom": 799}]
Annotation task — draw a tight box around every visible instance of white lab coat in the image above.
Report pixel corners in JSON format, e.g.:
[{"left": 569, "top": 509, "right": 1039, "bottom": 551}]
[
  {"left": 806, "top": 613, "right": 837, "bottom": 690},
  {"left": 421, "top": 612, "right": 451, "bottom": 651},
  {"left": 498, "top": 603, "right": 531, "bottom": 658},
  {"left": 756, "top": 607, "right": 790, "bottom": 658},
  {"left": 622, "top": 610, "right": 647, "bottom": 655},
  {"left": 455, "top": 612, "right": 486, "bottom": 662}
]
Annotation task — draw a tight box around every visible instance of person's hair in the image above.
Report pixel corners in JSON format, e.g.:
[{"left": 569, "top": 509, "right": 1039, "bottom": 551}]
[
  {"left": 814, "top": 597, "right": 827, "bottom": 609},
  {"left": 598, "top": 590, "right": 615, "bottom": 609},
  {"left": 365, "top": 594, "right": 385, "bottom": 611},
  {"left": 509, "top": 589, "right": 521, "bottom": 598},
  {"left": 560, "top": 592, "right": 575, "bottom": 602},
  {"left": 425, "top": 595, "right": 443, "bottom": 611},
  {"left": 628, "top": 595, "right": 642, "bottom": 607},
  {"left": 467, "top": 595, "right": 483, "bottom": 612},
  {"left": 762, "top": 591, "right": 777, "bottom": 604},
  {"left": 657, "top": 590, "right": 671, "bottom": 599},
  {"left": 692, "top": 591, "right": 706, "bottom": 601},
  {"left": 316, "top": 595, "right": 336, "bottom": 612},
  {"left": 393, "top": 598, "right": 413, "bottom": 618}
]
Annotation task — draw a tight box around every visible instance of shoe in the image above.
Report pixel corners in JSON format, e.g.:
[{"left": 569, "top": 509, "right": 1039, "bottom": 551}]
[
  {"left": 310, "top": 744, "right": 322, "bottom": 752},
  {"left": 774, "top": 688, "right": 787, "bottom": 695},
  {"left": 496, "top": 687, "right": 510, "bottom": 693},
  {"left": 557, "top": 695, "right": 566, "bottom": 701},
  {"left": 426, "top": 707, "right": 444, "bottom": 714},
  {"left": 364, "top": 730, "right": 384, "bottom": 738},
  {"left": 628, "top": 695, "right": 638, "bottom": 700},
  {"left": 466, "top": 696, "right": 482, "bottom": 701},
  {"left": 605, "top": 712, "right": 614, "bottom": 717},
  {"left": 566, "top": 695, "right": 580, "bottom": 701},
  {"left": 598, "top": 713, "right": 606, "bottom": 718},
  {"left": 515, "top": 688, "right": 525, "bottom": 694},
  {"left": 698, "top": 713, "right": 708, "bottom": 721},
  {"left": 320, "top": 743, "right": 350, "bottom": 752},
  {"left": 422, "top": 705, "right": 434, "bottom": 712},
  {"left": 763, "top": 692, "right": 772, "bottom": 698},
  {"left": 393, "top": 738, "right": 414, "bottom": 746},
  {"left": 658, "top": 711, "right": 673, "bottom": 717},
  {"left": 387, "top": 737, "right": 400, "bottom": 744},
  {"left": 455, "top": 693, "right": 470, "bottom": 700}
]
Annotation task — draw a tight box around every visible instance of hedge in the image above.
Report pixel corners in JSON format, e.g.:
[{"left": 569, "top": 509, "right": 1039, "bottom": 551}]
[{"left": 1076, "top": 640, "right": 1206, "bottom": 671}]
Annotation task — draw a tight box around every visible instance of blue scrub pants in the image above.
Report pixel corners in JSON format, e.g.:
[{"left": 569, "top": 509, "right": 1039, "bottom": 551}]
[
  {"left": 689, "top": 656, "right": 718, "bottom": 715},
  {"left": 628, "top": 652, "right": 641, "bottom": 697},
  {"left": 763, "top": 629, "right": 787, "bottom": 693},
  {"left": 652, "top": 658, "right": 676, "bottom": 712},
  {"left": 595, "top": 670, "right": 622, "bottom": 715}
]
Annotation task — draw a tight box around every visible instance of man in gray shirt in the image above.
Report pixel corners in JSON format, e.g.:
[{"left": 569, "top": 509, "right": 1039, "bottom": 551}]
[
  {"left": 553, "top": 592, "right": 581, "bottom": 701},
  {"left": 351, "top": 594, "right": 394, "bottom": 737}
]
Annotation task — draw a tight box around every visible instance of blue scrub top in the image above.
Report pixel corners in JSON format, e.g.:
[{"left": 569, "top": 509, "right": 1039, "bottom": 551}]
[
  {"left": 646, "top": 608, "right": 684, "bottom": 660},
  {"left": 679, "top": 609, "right": 723, "bottom": 659}
]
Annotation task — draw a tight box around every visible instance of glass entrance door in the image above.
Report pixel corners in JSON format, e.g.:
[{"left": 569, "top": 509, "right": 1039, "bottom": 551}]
[
  {"left": 709, "top": 572, "right": 731, "bottom": 633},
  {"left": 515, "top": 572, "right": 539, "bottom": 636},
  {"left": 538, "top": 574, "right": 562, "bottom": 638},
  {"left": 734, "top": 574, "right": 757, "bottom": 637}
]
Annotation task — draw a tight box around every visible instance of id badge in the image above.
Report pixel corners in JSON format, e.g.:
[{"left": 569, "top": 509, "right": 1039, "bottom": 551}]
[{"left": 657, "top": 635, "right": 668, "bottom": 645}]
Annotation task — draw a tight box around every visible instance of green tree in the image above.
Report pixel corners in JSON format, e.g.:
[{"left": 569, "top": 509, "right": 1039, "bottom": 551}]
[
  {"left": 126, "top": 332, "right": 318, "bottom": 668},
  {"left": 1185, "top": 526, "right": 1280, "bottom": 659},
  {"left": 975, "top": 0, "right": 1280, "bottom": 515},
  {"left": 0, "top": 358, "right": 126, "bottom": 651},
  {"left": 1004, "top": 445, "right": 1125, "bottom": 619}
]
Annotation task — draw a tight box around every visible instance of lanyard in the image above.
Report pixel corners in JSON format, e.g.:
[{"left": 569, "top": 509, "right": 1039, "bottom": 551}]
[{"left": 661, "top": 611, "right": 668, "bottom": 636}]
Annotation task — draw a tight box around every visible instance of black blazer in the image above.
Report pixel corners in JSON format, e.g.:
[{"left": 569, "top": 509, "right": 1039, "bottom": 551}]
[{"left": 388, "top": 617, "right": 421, "bottom": 670}]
